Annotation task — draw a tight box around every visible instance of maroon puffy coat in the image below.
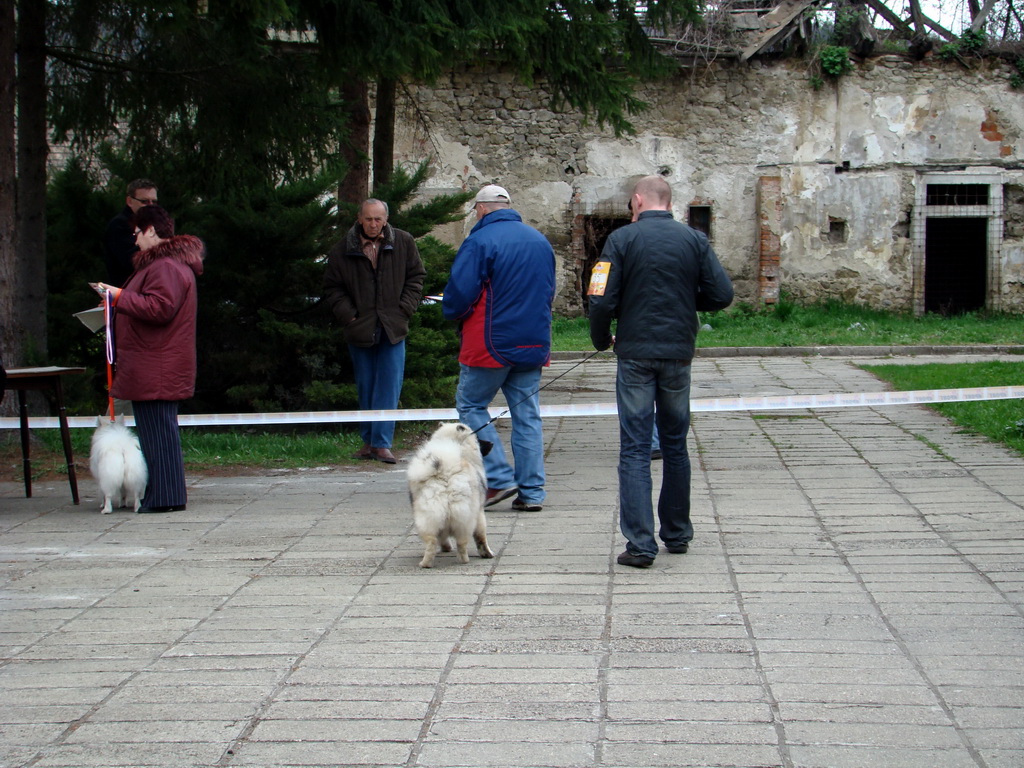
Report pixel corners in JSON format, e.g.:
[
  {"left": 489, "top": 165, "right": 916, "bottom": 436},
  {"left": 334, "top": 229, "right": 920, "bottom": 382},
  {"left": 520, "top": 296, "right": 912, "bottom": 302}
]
[{"left": 110, "top": 235, "right": 204, "bottom": 402}]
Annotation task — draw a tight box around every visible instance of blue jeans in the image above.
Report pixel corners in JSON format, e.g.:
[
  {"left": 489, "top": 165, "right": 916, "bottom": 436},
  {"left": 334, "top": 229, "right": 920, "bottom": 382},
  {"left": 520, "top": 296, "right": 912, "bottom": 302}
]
[
  {"left": 616, "top": 358, "right": 693, "bottom": 558},
  {"left": 455, "top": 364, "right": 545, "bottom": 504},
  {"left": 347, "top": 338, "right": 405, "bottom": 449}
]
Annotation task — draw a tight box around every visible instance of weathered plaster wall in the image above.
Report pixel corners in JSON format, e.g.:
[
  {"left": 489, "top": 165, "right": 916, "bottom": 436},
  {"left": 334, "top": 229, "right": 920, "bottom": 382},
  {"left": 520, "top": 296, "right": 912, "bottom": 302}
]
[{"left": 394, "top": 55, "right": 1024, "bottom": 313}]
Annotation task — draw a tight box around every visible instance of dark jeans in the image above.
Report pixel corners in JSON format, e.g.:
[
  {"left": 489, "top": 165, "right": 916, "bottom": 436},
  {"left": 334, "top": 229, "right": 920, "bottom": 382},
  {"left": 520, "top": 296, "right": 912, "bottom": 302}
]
[{"left": 616, "top": 358, "right": 693, "bottom": 558}]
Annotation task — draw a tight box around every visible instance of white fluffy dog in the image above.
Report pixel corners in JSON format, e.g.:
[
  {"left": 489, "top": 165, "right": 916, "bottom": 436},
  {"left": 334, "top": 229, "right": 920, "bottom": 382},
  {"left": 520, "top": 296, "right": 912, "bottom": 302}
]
[
  {"left": 407, "top": 422, "right": 495, "bottom": 568},
  {"left": 89, "top": 415, "right": 148, "bottom": 514}
]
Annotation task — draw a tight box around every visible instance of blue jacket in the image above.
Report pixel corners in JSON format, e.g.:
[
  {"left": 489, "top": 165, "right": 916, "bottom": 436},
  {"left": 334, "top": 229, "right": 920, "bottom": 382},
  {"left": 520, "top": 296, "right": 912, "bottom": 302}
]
[
  {"left": 443, "top": 209, "right": 555, "bottom": 368},
  {"left": 589, "top": 210, "right": 733, "bottom": 360}
]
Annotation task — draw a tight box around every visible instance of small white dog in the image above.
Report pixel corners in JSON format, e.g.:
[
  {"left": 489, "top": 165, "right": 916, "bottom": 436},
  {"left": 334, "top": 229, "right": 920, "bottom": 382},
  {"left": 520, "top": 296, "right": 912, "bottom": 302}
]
[
  {"left": 407, "top": 422, "right": 495, "bottom": 568},
  {"left": 89, "top": 415, "right": 148, "bottom": 514}
]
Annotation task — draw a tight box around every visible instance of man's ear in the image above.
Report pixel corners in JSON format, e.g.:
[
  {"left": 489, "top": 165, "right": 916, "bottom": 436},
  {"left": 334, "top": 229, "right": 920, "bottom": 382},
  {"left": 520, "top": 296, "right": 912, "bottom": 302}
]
[{"left": 478, "top": 439, "right": 494, "bottom": 456}]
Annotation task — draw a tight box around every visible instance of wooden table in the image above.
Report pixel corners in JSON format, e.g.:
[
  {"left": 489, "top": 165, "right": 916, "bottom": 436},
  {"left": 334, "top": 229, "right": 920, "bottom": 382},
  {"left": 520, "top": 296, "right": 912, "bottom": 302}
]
[{"left": 3, "top": 366, "right": 86, "bottom": 504}]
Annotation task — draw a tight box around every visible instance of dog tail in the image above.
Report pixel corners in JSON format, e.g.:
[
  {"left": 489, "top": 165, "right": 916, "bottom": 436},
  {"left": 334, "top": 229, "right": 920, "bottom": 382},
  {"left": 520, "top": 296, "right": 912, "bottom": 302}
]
[{"left": 407, "top": 441, "right": 463, "bottom": 486}]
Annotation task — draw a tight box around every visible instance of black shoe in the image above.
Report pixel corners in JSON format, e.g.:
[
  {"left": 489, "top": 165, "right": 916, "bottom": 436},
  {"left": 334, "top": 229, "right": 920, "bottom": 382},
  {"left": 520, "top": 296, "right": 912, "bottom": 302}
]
[
  {"left": 511, "top": 499, "right": 543, "bottom": 512},
  {"left": 617, "top": 550, "right": 654, "bottom": 568},
  {"left": 665, "top": 542, "right": 689, "bottom": 554},
  {"left": 138, "top": 504, "right": 186, "bottom": 514}
]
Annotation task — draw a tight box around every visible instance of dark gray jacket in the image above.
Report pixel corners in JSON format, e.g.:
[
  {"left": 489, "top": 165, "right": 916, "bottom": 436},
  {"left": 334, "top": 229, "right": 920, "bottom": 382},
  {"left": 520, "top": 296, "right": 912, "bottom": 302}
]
[
  {"left": 589, "top": 210, "right": 733, "bottom": 360},
  {"left": 323, "top": 223, "right": 426, "bottom": 347}
]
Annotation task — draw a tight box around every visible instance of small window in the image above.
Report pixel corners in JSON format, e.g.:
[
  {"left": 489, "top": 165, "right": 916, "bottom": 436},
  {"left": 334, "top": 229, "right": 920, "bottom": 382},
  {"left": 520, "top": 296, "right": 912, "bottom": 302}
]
[
  {"left": 828, "top": 218, "right": 847, "bottom": 244},
  {"left": 688, "top": 205, "right": 712, "bottom": 238}
]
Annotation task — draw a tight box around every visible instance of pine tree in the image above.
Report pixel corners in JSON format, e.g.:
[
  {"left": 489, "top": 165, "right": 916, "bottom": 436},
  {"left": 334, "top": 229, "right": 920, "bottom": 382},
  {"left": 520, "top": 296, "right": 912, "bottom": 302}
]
[{"left": 23, "top": 0, "right": 706, "bottom": 416}]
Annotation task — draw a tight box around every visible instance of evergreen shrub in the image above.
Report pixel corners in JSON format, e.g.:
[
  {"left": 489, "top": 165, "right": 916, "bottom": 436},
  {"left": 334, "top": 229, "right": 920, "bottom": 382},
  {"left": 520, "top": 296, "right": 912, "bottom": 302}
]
[{"left": 44, "top": 160, "right": 467, "bottom": 416}]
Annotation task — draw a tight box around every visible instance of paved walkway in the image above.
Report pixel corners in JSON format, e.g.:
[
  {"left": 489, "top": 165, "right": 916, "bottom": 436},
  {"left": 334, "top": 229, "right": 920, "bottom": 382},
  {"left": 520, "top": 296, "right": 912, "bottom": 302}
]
[{"left": 2, "top": 354, "right": 1023, "bottom": 768}]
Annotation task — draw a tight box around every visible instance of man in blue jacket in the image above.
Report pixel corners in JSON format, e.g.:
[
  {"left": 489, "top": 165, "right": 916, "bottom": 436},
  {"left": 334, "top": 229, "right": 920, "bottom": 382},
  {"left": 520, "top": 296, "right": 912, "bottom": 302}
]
[
  {"left": 443, "top": 185, "right": 556, "bottom": 511},
  {"left": 589, "top": 176, "right": 734, "bottom": 567}
]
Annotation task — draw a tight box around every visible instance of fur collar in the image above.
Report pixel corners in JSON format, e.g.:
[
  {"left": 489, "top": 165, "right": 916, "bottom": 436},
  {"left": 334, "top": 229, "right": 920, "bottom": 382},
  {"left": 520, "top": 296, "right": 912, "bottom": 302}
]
[{"left": 132, "top": 234, "right": 205, "bottom": 276}]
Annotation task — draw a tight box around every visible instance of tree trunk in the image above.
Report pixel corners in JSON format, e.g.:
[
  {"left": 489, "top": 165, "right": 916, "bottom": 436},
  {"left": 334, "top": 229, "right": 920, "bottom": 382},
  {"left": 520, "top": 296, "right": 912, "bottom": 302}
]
[
  {"left": 16, "top": 0, "right": 48, "bottom": 364},
  {"left": 372, "top": 77, "right": 397, "bottom": 192},
  {"left": 908, "top": 0, "right": 928, "bottom": 33},
  {"left": 970, "top": 0, "right": 999, "bottom": 31},
  {"left": 338, "top": 79, "right": 370, "bottom": 205},
  {"left": 0, "top": 0, "right": 19, "bottom": 391}
]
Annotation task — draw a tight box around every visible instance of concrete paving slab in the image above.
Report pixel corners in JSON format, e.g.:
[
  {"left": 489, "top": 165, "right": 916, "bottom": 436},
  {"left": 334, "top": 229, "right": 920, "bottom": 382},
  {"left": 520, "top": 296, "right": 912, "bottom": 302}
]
[{"left": 2, "top": 353, "right": 1023, "bottom": 767}]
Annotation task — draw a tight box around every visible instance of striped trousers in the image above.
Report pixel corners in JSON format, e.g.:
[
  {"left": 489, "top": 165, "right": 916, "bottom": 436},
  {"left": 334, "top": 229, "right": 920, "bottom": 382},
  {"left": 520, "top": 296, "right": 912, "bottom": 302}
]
[{"left": 133, "top": 400, "right": 187, "bottom": 508}]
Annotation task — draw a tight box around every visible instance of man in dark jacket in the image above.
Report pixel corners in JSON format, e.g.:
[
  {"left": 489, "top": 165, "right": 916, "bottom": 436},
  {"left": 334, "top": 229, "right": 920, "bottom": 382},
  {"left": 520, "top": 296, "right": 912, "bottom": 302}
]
[
  {"left": 103, "top": 179, "right": 159, "bottom": 287},
  {"left": 589, "top": 176, "right": 734, "bottom": 567},
  {"left": 443, "top": 185, "right": 556, "bottom": 511},
  {"left": 323, "top": 199, "right": 426, "bottom": 464}
]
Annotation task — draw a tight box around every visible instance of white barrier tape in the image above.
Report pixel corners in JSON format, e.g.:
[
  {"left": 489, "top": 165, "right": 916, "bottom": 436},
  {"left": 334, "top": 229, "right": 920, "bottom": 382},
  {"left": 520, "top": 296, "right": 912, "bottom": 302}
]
[{"left": 1, "top": 386, "right": 1022, "bottom": 430}]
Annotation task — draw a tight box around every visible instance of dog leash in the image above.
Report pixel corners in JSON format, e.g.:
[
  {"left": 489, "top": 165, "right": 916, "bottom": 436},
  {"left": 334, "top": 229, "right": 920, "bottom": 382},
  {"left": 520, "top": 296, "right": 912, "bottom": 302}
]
[
  {"left": 104, "top": 290, "right": 115, "bottom": 422},
  {"left": 470, "top": 349, "right": 607, "bottom": 436}
]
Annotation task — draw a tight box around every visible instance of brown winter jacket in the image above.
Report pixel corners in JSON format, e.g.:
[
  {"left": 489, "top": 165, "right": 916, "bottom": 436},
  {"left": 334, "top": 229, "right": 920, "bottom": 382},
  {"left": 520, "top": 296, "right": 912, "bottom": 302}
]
[
  {"left": 110, "top": 235, "right": 205, "bottom": 402},
  {"left": 322, "top": 223, "right": 426, "bottom": 347}
]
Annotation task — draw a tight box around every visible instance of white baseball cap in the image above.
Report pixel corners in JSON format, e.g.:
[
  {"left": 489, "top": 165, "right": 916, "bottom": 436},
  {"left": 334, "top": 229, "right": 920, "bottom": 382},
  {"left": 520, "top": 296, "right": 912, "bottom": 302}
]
[{"left": 474, "top": 184, "right": 512, "bottom": 204}]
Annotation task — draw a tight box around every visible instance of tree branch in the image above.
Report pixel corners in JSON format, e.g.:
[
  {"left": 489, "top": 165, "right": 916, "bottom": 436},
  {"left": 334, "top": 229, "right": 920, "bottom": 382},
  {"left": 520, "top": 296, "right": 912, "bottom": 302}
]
[
  {"left": 862, "top": 0, "right": 914, "bottom": 38},
  {"left": 46, "top": 45, "right": 213, "bottom": 79}
]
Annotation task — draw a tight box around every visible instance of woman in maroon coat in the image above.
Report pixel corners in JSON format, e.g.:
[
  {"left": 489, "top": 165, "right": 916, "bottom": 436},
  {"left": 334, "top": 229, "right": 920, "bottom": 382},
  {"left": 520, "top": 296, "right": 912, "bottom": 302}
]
[{"left": 98, "top": 205, "right": 204, "bottom": 512}]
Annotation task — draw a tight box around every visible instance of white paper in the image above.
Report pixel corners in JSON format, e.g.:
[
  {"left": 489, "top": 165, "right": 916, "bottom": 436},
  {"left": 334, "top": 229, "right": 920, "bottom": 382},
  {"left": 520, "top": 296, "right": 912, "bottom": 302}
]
[{"left": 74, "top": 307, "right": 106, "bottom": 333}]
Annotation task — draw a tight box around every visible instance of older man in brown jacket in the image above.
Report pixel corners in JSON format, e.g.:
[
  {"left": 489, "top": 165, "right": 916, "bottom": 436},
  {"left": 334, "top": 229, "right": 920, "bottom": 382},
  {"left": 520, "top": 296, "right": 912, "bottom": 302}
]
[{"left": 323, "top": 199, "right": 426, "bottom": 463}]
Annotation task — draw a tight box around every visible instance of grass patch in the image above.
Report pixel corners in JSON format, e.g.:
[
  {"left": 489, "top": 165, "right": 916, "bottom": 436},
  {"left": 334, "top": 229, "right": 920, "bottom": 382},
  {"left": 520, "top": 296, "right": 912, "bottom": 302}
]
[
  {"left": 551, "top": 300, "right": 1024, "bottom": 352},
  {"left": 863, "top": 360, "right": 1024, "bottom": 458},
  {"left": 179, "top": 422, "right": 433, "bottom": 471},
  {"left": 551, "top": 314, "right": 594, "bottom": 352},
  {"left": 6, "top": 422, "right": 435, "bottom": 480},
  {"left": 178, "top": 428, "right": 364, "bottom": 471}
]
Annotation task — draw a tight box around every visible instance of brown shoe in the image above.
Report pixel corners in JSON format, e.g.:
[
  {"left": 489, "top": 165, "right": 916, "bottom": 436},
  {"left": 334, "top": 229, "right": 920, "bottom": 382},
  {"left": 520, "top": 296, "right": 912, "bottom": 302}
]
[
  {"left": 485, "top": 486, "right": 518, "bottom": 507},
  {"left": 372, "top": 447, "right": 397, "bottom": 464},
  {"left": 353, "top": 444, "right": 373, "bottom": 460}
]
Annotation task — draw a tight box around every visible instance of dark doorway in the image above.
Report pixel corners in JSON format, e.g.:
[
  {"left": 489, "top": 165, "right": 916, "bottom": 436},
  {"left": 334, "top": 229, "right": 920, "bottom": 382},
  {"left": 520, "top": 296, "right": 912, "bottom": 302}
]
[
  {"left": 924, "top": 217, "right": 988, "bottom": 314},
  {"left": 578, "top": 215, "right": 630, "bottom": 315},
  {"left": 688, "top": 205, "right": 712, "bottom": 238}
]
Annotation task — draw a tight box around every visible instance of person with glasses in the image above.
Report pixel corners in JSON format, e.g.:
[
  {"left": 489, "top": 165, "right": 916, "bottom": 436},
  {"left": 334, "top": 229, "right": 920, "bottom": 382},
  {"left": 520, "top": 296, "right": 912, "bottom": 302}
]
[
  {"left": 96, "top": 205, "right": 204, "bottom": 513},
  {"left": 103, "top": 178, "right": 159, "bottom": 287}
]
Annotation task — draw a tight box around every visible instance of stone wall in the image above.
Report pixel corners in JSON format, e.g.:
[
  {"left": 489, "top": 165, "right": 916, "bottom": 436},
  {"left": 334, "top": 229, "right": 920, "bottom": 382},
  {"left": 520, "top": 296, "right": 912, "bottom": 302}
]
[{"left": 392, "top": 56, "right": 1024, "bottom": 314}]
